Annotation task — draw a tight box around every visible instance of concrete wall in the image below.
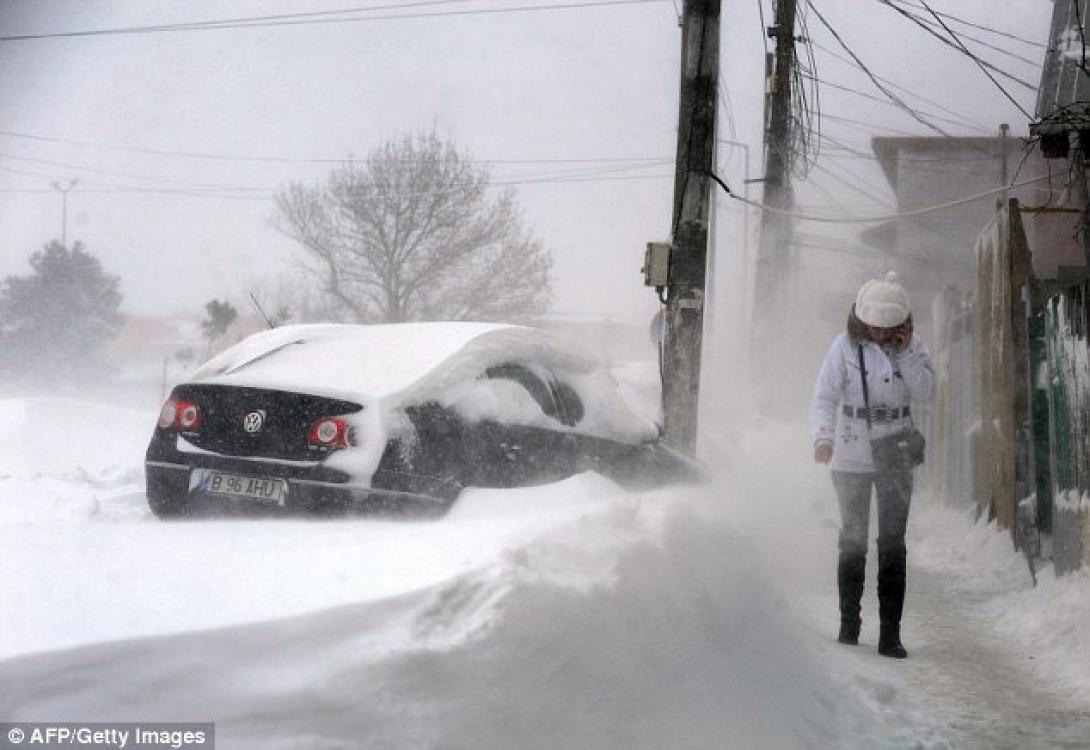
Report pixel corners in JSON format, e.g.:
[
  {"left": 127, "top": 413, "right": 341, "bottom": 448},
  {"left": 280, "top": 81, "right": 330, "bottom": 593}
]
[{"left": 869, "top": 137, "right": 1049, "bottom": 337}]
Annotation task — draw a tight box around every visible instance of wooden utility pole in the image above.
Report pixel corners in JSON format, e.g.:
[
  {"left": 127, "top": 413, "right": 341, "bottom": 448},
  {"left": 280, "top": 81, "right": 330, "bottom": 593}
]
[
  {"left": 661, "top": 0, "right": 720, "bottom": 455},
  {"left": 752, "top": 0, "right": 796, "bottom": 356}
]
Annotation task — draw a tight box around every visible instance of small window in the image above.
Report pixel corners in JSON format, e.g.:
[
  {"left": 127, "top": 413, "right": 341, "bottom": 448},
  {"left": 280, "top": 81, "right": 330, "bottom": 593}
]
[{"left": 485, "top": 363, "right": 559, "bottom": 420}]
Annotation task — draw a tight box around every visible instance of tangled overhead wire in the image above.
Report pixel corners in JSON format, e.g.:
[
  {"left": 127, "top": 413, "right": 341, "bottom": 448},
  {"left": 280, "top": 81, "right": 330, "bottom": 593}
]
[{"left": 791, "top": 3, "right": 821, "bottom": 179}]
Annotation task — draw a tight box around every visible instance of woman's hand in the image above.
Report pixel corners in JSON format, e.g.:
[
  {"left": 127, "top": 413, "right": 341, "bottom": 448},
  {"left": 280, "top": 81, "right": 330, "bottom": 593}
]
[
  {"left": 814, "top": 441, "right": 833, "bottom": 464},
  {"left": 888, "top": 324, "right": 910, "bottom": 352},
  {"left": 867, "top": 320, "right": 912, "bottom": 352}
]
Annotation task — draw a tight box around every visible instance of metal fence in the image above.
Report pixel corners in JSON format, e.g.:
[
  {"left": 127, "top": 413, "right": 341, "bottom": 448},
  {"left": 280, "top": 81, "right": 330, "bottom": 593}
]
[
  {"left": 1040, "top": 287, "right": 1090, "bottom": 573},
  {"left": 929, "top": 287, "right": 978, "bottom": 511},
  {"left": 929, "top": 198, "right": 1090, "bottom": 574}
]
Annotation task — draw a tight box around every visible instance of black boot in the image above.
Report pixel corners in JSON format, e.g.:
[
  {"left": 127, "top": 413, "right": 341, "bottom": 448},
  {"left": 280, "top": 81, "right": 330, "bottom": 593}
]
[
  {"left": 877, "top": 538, "right": 908, "bottom": 658},
  {"left": 837, "top": 620, "right": 860, "bottom": 646},
  {"left": 837, "top": 544, "right": 865, "bottom": 646},
  {"left": 878, "top": 623, "right": 907, "bottom": 658}
]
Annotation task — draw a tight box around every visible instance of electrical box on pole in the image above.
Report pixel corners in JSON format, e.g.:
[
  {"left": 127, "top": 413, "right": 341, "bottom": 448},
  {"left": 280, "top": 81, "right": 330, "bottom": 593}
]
[
  {"left": 642, "top": 242, "right": 672, "bottom": 288},
  {"left": 657, "top": 0, "right": 720, "bottom": 456}
]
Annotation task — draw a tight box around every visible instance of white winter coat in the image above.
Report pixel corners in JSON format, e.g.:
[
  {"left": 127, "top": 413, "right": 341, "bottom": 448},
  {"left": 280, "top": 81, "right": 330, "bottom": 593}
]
[{"left": 809, "top": 331, "right": 935, "bottom": 473}]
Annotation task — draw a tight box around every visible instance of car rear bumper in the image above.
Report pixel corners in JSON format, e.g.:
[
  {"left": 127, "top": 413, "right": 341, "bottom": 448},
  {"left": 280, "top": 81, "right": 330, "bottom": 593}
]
[{"left": 145, "top": 457, "right": 460, "bottom": 516}]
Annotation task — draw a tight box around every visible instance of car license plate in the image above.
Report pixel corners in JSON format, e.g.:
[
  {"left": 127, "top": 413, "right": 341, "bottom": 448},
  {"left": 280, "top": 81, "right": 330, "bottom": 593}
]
[{"left": 190, "top": 470, "right": 287, "bottom": 505}]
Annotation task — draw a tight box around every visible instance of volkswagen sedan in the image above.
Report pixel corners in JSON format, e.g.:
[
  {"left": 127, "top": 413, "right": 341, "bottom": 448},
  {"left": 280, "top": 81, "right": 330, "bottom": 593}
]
[{"left": 145, "top": 322, "right": 698, "bottom": 516}]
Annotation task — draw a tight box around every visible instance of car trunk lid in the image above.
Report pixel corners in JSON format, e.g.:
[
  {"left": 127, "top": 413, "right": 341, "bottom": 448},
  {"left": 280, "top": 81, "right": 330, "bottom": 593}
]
[{"left": 171, "top": 384, "right": 362, "bottom": 461}]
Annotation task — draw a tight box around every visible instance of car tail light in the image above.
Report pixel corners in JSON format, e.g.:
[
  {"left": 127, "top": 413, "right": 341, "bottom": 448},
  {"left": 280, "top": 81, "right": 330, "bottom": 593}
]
[
  {"left": 157, "top": 398, "right": 202, "bottom": 431},
  {"left": 177, "top": 400, "right": 201, "bottom": 430},
  {"left": 308, "top": 416, "right": 353, "bottom": 448}
]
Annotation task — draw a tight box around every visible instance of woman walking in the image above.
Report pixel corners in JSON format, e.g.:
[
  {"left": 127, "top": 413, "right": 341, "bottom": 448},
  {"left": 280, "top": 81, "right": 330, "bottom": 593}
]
[{"left": 810, "top": 272, "right": 935, "bottom": 658}]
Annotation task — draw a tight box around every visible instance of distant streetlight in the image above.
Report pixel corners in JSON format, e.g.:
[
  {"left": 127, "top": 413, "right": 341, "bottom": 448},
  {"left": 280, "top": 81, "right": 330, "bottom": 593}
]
[{"left": 51, "top": 178, "right": 79, "bottom": 246}]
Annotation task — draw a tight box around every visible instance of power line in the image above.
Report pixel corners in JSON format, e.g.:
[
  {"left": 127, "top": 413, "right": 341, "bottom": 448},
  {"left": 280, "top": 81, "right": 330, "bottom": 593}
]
[
  {"left": 0, "top": 0, "right": 473, "bottom": 41},
  {"left": 138, "top": 0, "right": 476, "bottom": 32},
  {"left": 800, "top": 73, "right": 991, "bottom": 134},
  {"left": 875, "top": 0, "right": 1037, "bottom": 93},
  {"left": 0, "top": 0, "right": 669, "bottom": 42},
  {"left": 0, "top": 185, "right": 271, "bottom": 202},
  {"left": 880, "top": 3, "right": 1043, "bottom": 70},
  {"left": 704, "top": 169, "right": 1051, "bottom": 223},
  {"left": 718, "top": 79, "right": 738, "bottom": 142},
  {"left": 793, "top": 237, "right": 881, "bottom": 259},
  {"left": 815, "top": 114, "right": 900, "bottom": 140},
  {"left": 0, "top": 137, "right": 680, "bottom": 198},
  {"left": 806, "top": 1, "right": 951, "bottom": 137},
  {"left": 806, "top": 163, "right": 889, "bottom": 211},
  {"left": 0, "top": 163, "right": 677, "bottom": 201},
  {"left": 792, "top": 2, "right": 822, "bottom": 176},
  {"left": 802, "top": 172, "right": 855, "bottom": 214},
  {"left": 819, "top": 149, "right": 878, "bottom": 162},
  {"left": 816, "top": 111, "right": 927, "bottom": 137},
  {"left": 810, "top": 40, "right": 995, "bottom": 133},
  {"left": 756, "top": 0, "right": 770, "bottom": 55},
  {"left": 809, "top": 159, "right": 895, "bottom": 207},
  {"left": 492, "top": 158, "right": 675, "bottom": 184},
  {"left": 818, "top": 133, "right": 875, "bottom": 159},
  {"left": 0, "top": 164, "right": 56, "bottom": 180},
  {"left": 0, "top": 128, "right": 670, "bottom": 166},
  {"left": 887, "top": 0, "right": 1047, "bottom": 50},
  {"left": 0, "top": 150, "right": 266, "bottom": 192},
  {"left": 915, "top": 0, "right": 1034, "bottom": 120}
]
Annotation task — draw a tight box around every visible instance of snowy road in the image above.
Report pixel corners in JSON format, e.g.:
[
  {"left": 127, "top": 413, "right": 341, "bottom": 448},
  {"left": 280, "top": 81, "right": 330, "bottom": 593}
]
[{"left": 2, "top": 398, "right": 1090, "bottom": 748}]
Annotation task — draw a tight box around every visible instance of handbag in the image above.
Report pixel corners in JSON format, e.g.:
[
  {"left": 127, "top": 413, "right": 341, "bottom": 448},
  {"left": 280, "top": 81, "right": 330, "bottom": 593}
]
[{"left": 857, "top": 345, "right": 925, "bottom": 472}]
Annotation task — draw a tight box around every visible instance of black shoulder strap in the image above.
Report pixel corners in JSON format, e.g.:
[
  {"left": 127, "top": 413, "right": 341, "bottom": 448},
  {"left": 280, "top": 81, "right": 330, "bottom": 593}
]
[{"left": 857, "top": 344, "right": 872, "bottom": 432}]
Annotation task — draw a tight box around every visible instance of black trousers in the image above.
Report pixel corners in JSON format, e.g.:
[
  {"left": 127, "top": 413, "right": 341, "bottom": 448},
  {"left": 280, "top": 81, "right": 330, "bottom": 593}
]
[{"left": 831, "top": 470, "right": 913, "bottom": 628}]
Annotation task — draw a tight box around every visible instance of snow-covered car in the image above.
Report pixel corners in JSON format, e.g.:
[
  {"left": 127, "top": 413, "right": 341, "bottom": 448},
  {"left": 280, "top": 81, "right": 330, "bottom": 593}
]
[{"left": 145, "top": 322, "right": 699, "bottom": 516}]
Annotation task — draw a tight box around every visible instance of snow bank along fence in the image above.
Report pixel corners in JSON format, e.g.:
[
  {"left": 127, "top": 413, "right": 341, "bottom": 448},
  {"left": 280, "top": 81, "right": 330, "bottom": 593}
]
[{"left": 931, "top": 198, "right": 1090, "bottom": 575}]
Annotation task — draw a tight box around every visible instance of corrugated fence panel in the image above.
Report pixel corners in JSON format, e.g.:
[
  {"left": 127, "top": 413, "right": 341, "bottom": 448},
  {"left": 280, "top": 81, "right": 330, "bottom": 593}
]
[
  {"left": 1046, "top": 287, "right": 1090, "bottom": 574},
  {"left": 929, "top": 288, "right": 977, "bottom": 509},
  {"left": 977, "top": 206, "right": 1020, "bottom": 529}
]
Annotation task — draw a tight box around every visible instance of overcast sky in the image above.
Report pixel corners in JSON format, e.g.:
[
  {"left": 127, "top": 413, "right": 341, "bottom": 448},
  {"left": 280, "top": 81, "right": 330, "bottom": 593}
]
[{"left": 0, "top": 0, "right": 1054, "bottom": 327}]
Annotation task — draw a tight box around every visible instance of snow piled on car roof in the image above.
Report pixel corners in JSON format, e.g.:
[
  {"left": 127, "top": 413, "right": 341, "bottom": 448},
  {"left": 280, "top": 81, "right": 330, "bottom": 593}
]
[
  {"left": 193, "top": 322, "right": 516, "bottom": 400},
  {"left": 191, "top": 322, "right": 658, "bottom": 444}
]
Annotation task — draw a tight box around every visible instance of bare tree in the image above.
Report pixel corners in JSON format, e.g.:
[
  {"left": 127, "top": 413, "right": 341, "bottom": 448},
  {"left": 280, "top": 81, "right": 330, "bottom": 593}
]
[{"left": 274, "top": 132, "right": 552, "bottom": 323}]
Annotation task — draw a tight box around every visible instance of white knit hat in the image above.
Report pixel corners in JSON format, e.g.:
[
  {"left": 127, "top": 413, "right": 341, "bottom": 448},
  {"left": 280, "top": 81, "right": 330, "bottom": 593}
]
[{"left": 855, "top": 271, "right": 910, "bottom": 327}]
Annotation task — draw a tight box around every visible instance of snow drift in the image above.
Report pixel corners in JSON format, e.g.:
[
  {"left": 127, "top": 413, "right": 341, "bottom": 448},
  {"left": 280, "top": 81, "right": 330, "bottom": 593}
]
[
  {"left": 8, "top": 396, "right": 1086, "bottom": 748},
  {"left": 0, "top": 490, "right": 896, "bottom": 749}
]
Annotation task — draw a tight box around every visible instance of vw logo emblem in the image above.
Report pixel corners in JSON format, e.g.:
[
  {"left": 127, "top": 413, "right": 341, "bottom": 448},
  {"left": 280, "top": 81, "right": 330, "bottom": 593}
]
[{"left": 243, "top": 410, "right": 266, "bottom": 434}]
